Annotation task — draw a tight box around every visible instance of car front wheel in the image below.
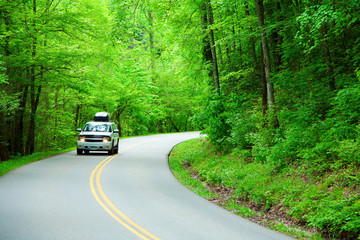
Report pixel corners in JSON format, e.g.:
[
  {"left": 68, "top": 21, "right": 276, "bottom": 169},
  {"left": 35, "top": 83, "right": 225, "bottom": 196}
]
[
  {"left": 114, "top": 140, "right": 119, "bottom": 154},
  {"left": 108, "top": 142, "right": 114, "bottom": 155}
]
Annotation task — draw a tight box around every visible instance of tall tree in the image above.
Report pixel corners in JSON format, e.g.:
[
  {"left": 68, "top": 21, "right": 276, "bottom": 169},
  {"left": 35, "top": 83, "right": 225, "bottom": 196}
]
[
  {"left": 200, "top": 2, "right": 213, "bottom": 76},
  {"left": 254, "top": 0, "right": 275, "bottom": 110},
  {"left": 206, "top": 0, "right": 220, "bottom": 91}
]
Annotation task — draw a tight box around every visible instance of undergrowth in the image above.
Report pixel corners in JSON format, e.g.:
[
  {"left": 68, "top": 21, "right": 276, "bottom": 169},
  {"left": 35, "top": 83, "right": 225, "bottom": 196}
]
[
  {"left": 0, "top": 147, "right": 76, "bottom": 176},
  {"left": 169, "top": 138, "right": 360, "bottom": 240}
]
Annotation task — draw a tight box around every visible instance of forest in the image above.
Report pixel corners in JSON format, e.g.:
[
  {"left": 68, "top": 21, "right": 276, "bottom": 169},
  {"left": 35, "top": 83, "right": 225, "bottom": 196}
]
[{"left": 1, "top": 0, "right": 360, "bottom": 238}]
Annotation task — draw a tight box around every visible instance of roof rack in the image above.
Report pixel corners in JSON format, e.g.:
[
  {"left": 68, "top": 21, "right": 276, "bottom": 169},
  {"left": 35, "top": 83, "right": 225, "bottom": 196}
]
[{"left": 94, "top": 112, "right": 110, "bottom": 122}]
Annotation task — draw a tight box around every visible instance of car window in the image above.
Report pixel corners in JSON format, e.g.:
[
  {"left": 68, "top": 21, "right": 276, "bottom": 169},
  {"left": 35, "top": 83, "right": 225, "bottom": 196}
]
[{"left": 83, "top": 123, "right": 111, "bottom": 132}]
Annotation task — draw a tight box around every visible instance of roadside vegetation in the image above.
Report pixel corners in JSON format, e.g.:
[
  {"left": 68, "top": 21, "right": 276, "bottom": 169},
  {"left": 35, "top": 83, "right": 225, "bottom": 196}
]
[
  {"left": 169, "top": 138, "right": 360, "bottom": 240},
  {"left": 0, "top": 134, "right": 140, "bottom": 177},
  {"left": 0, "top": 147, "right": 75, "bottom": 176}
]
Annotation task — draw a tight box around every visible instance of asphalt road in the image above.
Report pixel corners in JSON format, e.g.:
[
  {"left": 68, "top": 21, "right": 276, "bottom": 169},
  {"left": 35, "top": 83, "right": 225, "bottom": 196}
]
[{"left": 0, "top": 132, "right": 294, "bottom": 240}]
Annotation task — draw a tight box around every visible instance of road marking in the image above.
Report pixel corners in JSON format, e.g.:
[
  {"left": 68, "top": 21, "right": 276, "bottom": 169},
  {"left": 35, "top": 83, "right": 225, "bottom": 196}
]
[{"left": 90, "top": 139, "right": 161, "bottom": 240}]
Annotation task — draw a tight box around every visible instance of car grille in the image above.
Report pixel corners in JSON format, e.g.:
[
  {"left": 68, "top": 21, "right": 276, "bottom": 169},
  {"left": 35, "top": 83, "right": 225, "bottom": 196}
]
[
  {"left": 85, "top": 139, "right": 103, "bottom": 142},
  {"left": 84, "top": 135, "right": 107, "bottom": 138},
  {"left": 83, "top": 135, "right": 108, "bottom": 142}
]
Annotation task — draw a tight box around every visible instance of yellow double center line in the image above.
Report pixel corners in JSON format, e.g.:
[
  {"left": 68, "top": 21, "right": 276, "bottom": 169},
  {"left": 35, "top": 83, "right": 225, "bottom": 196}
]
[{"left": 89, "top": 140, "right": 161, "bottom": 240}]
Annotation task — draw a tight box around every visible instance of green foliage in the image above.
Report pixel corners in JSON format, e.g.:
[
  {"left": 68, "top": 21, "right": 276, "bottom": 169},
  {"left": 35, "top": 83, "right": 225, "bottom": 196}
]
[
  {"left": 0, "top": 91, "right": 19, "bottom": 115},
  {"left": 0, "top": 62, "right": 7, "bottom": 84},
  {"left": 170, "top": 138, "right": 360, "bottom": 239},
  {"left": 225, "top": 94, "right": 257, "bottom": 150},
  {"left": 201, "top": 92, "right": 231, "bottom": 151},
  {"left": 0, "top": 0, "right": 209, "bottom": 159},
  {"left": 169, "top": 138, "right": 217, "bottom": 199},
  {"left": 329, "top": 85, "right": 360, "bottom": 139},
  {"left": 200, "top": 91, "right": 259, "bottom": 153},
  {"left": 305, "top": 196, "right": 360, "bottom": 237},
  {"left": 0, "top": 147, "right": 75, "bottom": 176}
]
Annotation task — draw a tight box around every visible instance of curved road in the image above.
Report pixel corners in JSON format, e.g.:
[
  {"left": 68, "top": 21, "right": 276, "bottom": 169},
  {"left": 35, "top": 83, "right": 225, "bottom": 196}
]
[{"left": 0, "top": 132, "right": 294, "bottom": 240}]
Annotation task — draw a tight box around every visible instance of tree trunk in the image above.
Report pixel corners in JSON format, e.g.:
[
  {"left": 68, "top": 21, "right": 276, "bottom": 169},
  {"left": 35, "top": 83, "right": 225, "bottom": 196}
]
[
  {"left": 25, "top": 84, "right": 41, "bottom": 155},
  {"left": 14, "top": 86, "right": 28, "bottom": 156},
  {"left": 0, "top": 112, "right": 9, "bottom": 162},
  {"left": 200, "top": 3, "right": 213, "bottom": 75},
  {"left": 269, "top": 2, "right": 282, "bottom": 72},
  {"left": 115, "top": 106, "right": 123, "bottom": 137},
  {"left": 245, "top": 2, "right": 267, "bottom": 114},
  {"left": 245, "top": 2, "right": 257, "bottom": 65},
  {"left": 260, "top": 43, "right": 268, "bottom": 115},
  {"left": 25, "top": 0, "right": 42, "bottom": 155},
  {"left": 255, "top": 0, "right": 275, "bottom": 109},
  {"left": 321, "top": 23, "right": 336, "bottom": 91},
  {"left": 3, "top": 10, "right": 13, "bottom": 160},
  {"left": 75, "top": 104, "right": 80, "bottom": 128},
  {"left": 148, "top": 10, "right": 155, "bottom": 80},
  {"left": 206, "top": 0, "right": 220, "bottom": 91}
]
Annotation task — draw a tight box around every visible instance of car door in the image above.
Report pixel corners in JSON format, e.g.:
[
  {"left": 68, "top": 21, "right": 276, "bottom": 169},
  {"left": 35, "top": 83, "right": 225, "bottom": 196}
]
[{"left": 112, "top": 123, "right": 119, "bottom": 146}]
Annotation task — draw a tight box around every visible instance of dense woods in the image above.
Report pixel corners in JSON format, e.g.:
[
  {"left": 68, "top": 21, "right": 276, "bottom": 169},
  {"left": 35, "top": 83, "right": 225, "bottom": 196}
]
[
  {"left": 0, "top": 0, "right": 207, "bottom": 160},
  {"left": 1, "top": 0, "right": 360, "bottom": 238}
]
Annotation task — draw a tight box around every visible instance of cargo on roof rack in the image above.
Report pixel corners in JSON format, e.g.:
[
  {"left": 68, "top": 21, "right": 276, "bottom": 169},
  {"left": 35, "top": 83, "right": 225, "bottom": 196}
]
[{"left": 94, "top": 112, "right": 110, "bottom": 122}]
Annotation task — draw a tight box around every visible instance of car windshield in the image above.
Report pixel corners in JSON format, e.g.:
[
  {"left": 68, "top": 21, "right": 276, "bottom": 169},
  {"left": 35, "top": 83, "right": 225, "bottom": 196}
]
[{"left": 83, "top": 123, "right": 111, "bottom": 132}]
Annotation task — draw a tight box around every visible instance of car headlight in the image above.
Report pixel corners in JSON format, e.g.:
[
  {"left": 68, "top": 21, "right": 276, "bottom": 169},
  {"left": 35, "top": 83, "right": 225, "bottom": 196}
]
[
  {"left": 103, "top": 136, "right": 111, "bottom": 142},
  {"left": 78, "top": 136, "right": 85, "bottom": 142}
]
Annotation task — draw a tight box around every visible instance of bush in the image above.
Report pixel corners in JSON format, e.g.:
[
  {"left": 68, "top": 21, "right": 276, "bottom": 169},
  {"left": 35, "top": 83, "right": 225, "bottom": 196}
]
[
  {"left": 201, "top": 92, "right": 231, "bottom": 151},
  {"left": 170, "top": 137, "right": 360, "bottom": 239}
]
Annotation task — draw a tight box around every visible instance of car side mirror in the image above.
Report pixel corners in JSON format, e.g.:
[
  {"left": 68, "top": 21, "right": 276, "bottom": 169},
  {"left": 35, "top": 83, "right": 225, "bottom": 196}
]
[
  {"left": 76, "top": 128, "right": 82, "bottom": 132},
  {"left": 114, "top": 129, "right": 119, "bottom": 133}
]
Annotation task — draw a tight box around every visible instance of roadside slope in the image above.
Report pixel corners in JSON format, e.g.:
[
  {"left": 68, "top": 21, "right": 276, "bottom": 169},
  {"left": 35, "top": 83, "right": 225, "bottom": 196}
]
[{"left": 169, "top": 138, "right": 360, "bottom": 240}]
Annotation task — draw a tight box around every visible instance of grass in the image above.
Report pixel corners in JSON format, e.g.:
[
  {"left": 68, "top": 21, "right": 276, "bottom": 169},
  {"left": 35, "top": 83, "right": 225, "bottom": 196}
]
[
  {"left": 0, "top": 131, "right": 192, "bottom": 177},
  {"left": 0, "top": 147, "right": 76, "bottom": 176},
  {"left": 168, "top": 138, "right": 341, "bottom": 240},
  {"left": 169, "top": 137, "right": 218, "bottom": 199},
  {"left": 0, "top": 132, "right": 179, "bottom": 177},
  {"left": 0, "top": 133, "right": 154, "bottom": 177}
]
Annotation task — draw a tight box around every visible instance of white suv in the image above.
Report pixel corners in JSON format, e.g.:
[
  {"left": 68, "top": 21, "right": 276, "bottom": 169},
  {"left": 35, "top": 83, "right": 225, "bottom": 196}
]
[{"left": 76, "top": 113, "right": 119, "bottom": 155}]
